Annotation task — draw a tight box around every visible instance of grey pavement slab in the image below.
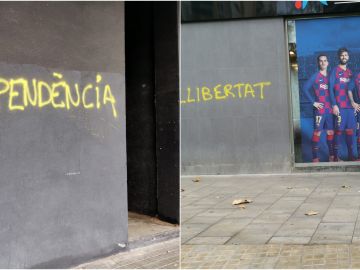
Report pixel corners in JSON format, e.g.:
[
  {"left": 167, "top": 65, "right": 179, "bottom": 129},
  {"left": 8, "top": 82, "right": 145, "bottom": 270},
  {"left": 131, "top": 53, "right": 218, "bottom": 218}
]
[
  {"left": 310, "top": 235, "right": 353, "bottom": 244},
  {"left": 227, "top": 223, "right": 282, "bottom": 244},
  {"left": 187, "top": 236, "right": 231, "bottom": 245},
  {"left": 269, "top": 236, "right": 311, "bottom": 244},
  {"left": 252, "top": 211, "right": 292, "bottom": 224},
  {"left": 184, "top": 216, "right": 223, "bottom": 224},
  {"left": 275, "top": 217, "right": 321, "bottom": 237},
  {"left": 196, "top": 208, "right": 235, "bottom": 217},
  {"left": 313, "top": 222, "right": 355, "bottom": 236},
  {"left": 322, "top": 208, "right": 359, "bottom": 222},
  {"left": 199, "top": 218, "right": 253, "bottom": 237}
]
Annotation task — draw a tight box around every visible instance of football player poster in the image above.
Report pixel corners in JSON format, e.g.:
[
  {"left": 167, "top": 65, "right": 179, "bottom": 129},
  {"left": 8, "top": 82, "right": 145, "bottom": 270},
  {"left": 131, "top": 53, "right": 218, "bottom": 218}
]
[{"left": 295, "top": 16, "right": 360, "bottom": 163}]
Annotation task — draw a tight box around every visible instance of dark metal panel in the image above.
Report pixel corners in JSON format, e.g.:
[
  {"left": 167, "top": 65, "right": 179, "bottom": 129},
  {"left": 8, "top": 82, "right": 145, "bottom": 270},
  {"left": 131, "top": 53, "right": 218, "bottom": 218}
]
[
  {"left": 125, "top": 2, "right": 158, "bottom": 216},
  {"left": 154, "top": 2, "right": 180, "bottom": 223}
]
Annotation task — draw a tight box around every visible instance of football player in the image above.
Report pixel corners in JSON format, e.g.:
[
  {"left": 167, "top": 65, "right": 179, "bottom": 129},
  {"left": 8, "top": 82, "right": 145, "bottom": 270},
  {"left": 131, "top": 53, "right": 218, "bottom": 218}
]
[
  {"left": 329, "top": 48, "right": 357, "bottom": 161},
  {"left": 303, "top": 54, "right": 334, "bottom": 162}
]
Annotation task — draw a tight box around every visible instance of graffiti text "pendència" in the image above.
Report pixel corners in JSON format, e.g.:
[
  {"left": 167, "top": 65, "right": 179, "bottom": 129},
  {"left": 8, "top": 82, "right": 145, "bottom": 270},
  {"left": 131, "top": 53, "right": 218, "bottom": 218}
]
[{"left": 0, "top": 72, "right": 118, "bottom": 118}]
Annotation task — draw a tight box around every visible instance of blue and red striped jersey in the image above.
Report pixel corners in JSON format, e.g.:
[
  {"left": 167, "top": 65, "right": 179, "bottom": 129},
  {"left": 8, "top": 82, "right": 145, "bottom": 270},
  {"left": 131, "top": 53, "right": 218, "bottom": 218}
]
[
  {"left": 329, "top": 66, "right": 355, "bottom": 109},
  {"left": 303, "top": 71, "right": 332, "bottom": 114},
  {"left": 355, "top": 73, "right": 360, "bottom": 103}
]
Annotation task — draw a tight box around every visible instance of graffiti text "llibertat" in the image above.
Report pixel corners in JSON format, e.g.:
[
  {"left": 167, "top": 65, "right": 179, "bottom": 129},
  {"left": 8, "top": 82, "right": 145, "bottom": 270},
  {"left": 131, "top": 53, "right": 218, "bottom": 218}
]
[
  {"left": 180, "top": 82, "right": 272, "bottom": 104},
  {"left": 0, "top": 72, "right": 118, "bottom": 118}
]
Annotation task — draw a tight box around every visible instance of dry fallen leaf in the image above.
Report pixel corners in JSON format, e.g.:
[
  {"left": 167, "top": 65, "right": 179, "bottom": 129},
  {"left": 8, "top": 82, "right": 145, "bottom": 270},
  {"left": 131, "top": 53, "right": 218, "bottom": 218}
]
[
  {"left": 232, "top": 199, "right": 253, "bottom": 205},
  {"left": 342, "top": 185, "right": 351, "bottom": 189},
  {"left": 192, "top": 177, "right": 201, "bottom": 183},
  {"left": 305, "top": 210, "right": 318, "bottom": 216}
]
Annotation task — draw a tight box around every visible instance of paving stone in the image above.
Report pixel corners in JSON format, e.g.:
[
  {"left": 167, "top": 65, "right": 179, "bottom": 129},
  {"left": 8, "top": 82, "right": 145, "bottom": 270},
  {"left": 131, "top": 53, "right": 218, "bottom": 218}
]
[
  {"left": 184, "top": 216, "right": 223, "bottom": 224},
  {"left": 198, "top": 218, "right": 253, "bottom": 237},
  {"left": 352, "top": 222, "right": 360, "bottom": 237},
  {"left": 292, "top": 202, "right": 331, "bottom": 217},
  {"left": 311, "top": 235, "right": 352, "bottom": 244},
  {"left": 351, "top": 237, "right": 360, "bottom": 243},
  {"left": 285, "top": 187, "right": 315, "bottom": 196},
  {"left": 331, "top": 196, "right": 360, "bottom": 208},
  {"left": 187, "top": 237, "right": 230, "bottom": 245},
  {"left": 251, "top": 195, "right": 283, "bottom": 204},
  {"left": 281, "top": 196, "right": 307, "bottom": 201},
  {"left": 196, "top": 208, "right": 235, "bottom": 217},
  {"left": 269, "top": 236, "right": 311, "bottom": 244},
  {"left": 212, "top": 198, "right": 258, "bottom": 209},
  {"left": 314, "top": 222, "right": 355, "bottom": 236},
  {"left": 181, "top": 223, "right": 212, "bottom": 243},
  {"left": 252, "top": 211, "right": 292, "bottom": 224},
  {"left": 227, "top": 233, "right": 274, "bottom": 244},
  {"left": 193, "top": 193, "right": 234, "bottom": 206},
  {"left": 275, "top": 217, "right": 321, "bottom": 237},
  {"left": 322, "top": 208, "right": 358, "bottom": 222},
  {"left": 181, "top": 208, "right": 209, "bottom": 223},
  {"left": 268, "top": 199, "right": 304, "bottom": 211}
]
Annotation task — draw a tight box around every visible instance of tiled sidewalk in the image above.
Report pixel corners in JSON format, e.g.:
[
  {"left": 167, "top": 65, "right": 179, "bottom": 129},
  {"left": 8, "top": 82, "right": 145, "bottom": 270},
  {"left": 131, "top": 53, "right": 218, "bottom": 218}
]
[
  {"left": 76, "top": 238, "right": 179, "bottom": 269},
  {"left": 182, "top": 244, "right": 360, "bottom": 269},
  {"left": 182, "top": 174, "right": 360, "bottom": 245},
  {"left": 181, "top": 173, "right": 360, "bottom": 268}
]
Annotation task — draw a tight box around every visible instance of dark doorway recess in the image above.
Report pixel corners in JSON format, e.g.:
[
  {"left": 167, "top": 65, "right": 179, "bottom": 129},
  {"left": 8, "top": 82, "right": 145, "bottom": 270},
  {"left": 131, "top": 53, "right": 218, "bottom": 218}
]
[{"left": 125, "top": 2, "right": 179, "bottom": 224}]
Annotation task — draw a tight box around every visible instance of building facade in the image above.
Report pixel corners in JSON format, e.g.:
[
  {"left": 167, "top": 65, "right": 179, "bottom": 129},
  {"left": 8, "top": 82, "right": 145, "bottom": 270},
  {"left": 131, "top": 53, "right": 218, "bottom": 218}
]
[
  {"left": 0, "top": 2, "right": 179, "bottom": 267},
  {"left": 181, "top": 1, "right": 360, "bottom": 174}
]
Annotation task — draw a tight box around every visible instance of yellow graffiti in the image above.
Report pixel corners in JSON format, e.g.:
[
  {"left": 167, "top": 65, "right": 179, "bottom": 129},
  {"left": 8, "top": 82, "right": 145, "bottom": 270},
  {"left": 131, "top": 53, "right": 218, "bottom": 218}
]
[
  {"left": 180, "top": 81, "right": 271, "bottom": 104},
  {"left": 0, "top": 72, "right": 118, "bottom": 118}
]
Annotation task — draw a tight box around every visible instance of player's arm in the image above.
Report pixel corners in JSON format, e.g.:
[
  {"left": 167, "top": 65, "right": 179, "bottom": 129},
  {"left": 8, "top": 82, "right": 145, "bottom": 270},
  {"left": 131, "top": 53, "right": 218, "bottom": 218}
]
[
  {"left": 329, "top": 68, "right": 340, "bottom": 116},
  {"left": 348, "top": 77, "right": 360, "bottom": 112},
  {"left": 303, "top": 73, "right": 323, "bottom": 110}
]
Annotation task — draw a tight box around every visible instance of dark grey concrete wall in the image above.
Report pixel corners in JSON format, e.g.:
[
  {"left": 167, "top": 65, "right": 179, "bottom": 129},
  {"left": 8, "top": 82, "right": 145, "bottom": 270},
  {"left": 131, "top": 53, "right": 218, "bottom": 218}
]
[
  {"left": 181, "top": 18, "right": 292, "bottom": 174},
  {"left": 0, "top": 3, "right": 127, "bottom": 268}
]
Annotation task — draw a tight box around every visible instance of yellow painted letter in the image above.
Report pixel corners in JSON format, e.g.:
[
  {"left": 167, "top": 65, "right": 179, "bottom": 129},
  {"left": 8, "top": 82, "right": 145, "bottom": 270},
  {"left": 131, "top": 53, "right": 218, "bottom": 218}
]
[
  {"left": 244, "top": 83, "right": 255, "bottom": 98},
  {"left": 186, "top": 87, "right": 195, "bottom": 103},
  {"left": 223, "top": 84, "right": 235, "bottom": 98},
  {"left": 82, "top": 84, "right": 94, "bottom": 109},
  {"left": 201, "top": 87, "right": 213, "bottom": 101},
  {"left": 9, "top": 79, "right": 25, "bottom": 111},
  {"left": 66, "top": 83, "right": 81, "bottom": 109},
  {"left": 103, "top": 84, "right": 118, "bottom": 118},
  {"left": 253, "top": 81, "right": 271, "bottom": 100},
  {"left": 233, "top": 83, "right": 244, "bottom": 98},
  {"left": 38, "top": 81, "right": 53, "bottom": 108},
  {"left": 213, "top": 84, "right": 226, "bottom": 100},
  {"left": 51, "top": 81, "right": 67, "bottom": 109}
]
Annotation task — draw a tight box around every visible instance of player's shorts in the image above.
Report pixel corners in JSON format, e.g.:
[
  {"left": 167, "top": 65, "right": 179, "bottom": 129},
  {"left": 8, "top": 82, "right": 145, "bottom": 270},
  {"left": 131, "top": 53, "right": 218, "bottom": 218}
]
[
  {"left": 314, "top": 112, "right": 334, "bottom": 131},
  {"left": 335, "top": 108, "right": 356, "bottom": 131}
]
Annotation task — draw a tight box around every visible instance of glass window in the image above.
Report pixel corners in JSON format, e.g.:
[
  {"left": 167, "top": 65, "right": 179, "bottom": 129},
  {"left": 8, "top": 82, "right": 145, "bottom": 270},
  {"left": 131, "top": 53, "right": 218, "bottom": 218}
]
[{"left": 288, "top": 16, "right": 360, "bottom": 164}]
